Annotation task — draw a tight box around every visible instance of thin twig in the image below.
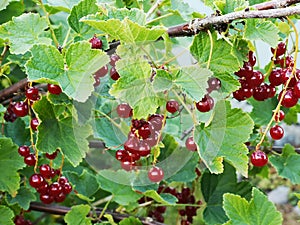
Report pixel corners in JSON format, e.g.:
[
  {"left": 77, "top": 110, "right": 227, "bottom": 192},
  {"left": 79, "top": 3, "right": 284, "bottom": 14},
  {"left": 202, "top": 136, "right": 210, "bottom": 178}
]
[{"left": 146, "top": 0, "right": 163, "bottom": 19}]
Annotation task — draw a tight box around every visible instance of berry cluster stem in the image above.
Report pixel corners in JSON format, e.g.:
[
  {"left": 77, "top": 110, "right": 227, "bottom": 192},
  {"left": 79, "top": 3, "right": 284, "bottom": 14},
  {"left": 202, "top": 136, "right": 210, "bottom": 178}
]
[{"left": 255, "top": 17, "right": 299, "bottom": 151}]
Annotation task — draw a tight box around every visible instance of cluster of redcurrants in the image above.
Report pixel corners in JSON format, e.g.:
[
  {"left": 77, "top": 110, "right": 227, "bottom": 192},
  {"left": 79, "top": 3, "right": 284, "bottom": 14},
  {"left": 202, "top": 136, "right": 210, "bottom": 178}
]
[
  {"left": 14, "top": 215, "right": 32, "bottom": 225},
  {"left": 4, "top": 84, "right": 62, "bottom": 130},
  {"left": 89, "top": 35, "right": 121, "bottom": 86},
  {"left": 140, "top": 185, "right": 201, "bottom": 224}
]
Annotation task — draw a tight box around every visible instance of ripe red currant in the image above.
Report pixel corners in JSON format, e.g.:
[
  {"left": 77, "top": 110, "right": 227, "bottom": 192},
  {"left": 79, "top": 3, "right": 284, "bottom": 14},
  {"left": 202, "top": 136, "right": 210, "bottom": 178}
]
[
  {"left": 270, "top": 125, "right": 284, "bottom": 140},
  {"left": 251, "top": 150, "right": 268, "bottom": 167},
  {"left": 29, "top": 174, "right": 45, "bottom": 188},
  {"left": 94, "top": 65, "right": 108, "bottom": 78},
  {"left": 116, "top": 103, "right": 133, "bottom": 118},
  {"left": 89, "top": 35, "right": 103, "bottom": 49},
  {"left": 26, "top": 87, "right": 40, "bottom": 101},
  {"left": 30, "top": 118, "right": 39, "bottom": 131},
  {"left": 274, "top": 110, "right": 285, "bottom": 122},
  {"left": 166, "top": 100, "right": 179, "bottom": 113},
  {"left": 13, "top": 101, "right": 29, "bottom": 117},
  {"left": 110, "top": 67, "right": 120, "bottom": 80},
  {"left": 18, "top": 145, "right": 30, "bottom": 157},
  {"left": 196, "top": 95, "right": 214, "bottom": 112},
  {"left": 185, "top": 137, "right": 197, "bottom": 151},
  {"left": 24, "top": 153, "right": 36, "bottom": 166},
  {"left": 148, "top": 166, "right": 164, "bottom": 183},
  {"left": 110, "top": 55, "right": 120, "bottom": 66},
  {"left": 48, "top": 84, "right": 62, "bottom": 95}
]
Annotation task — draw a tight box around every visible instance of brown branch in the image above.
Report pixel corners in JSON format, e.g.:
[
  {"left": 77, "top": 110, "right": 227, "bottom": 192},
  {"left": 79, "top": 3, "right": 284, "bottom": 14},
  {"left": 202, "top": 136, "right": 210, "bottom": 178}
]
[
  {"left": 29, "top": 202, "right": 165, "bottom": 225},
  {"left": 0, "top": 78, "right": 27, "bottom": 102},
  {"left": 167, "top": 0, "right": 300, "bottom": 37}
]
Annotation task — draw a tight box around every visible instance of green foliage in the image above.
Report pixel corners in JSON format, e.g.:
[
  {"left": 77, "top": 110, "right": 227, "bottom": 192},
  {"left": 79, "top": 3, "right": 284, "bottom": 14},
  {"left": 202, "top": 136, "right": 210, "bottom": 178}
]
[
  {"left": 269, "top": 144, "right": 300, "bottom": 184},
  {"left": 0, "top": 137, "right": 24, "bottom": 196},
  {"left": 223, "top": 188, "right": 283, "bottom": 225},
  {"left": 194, "top": 100, "right": 254, "bottom": 176},
  {"left": 0, "top": 13, "right": 52, "bottom": 54},
  {"left": 202, "top": 163, "right": 253, "bottom": 224},
  {"left": 119, "top": 217, "right": 142, "bottom": 225},
  {"left": 65, "top": 204, "right": 92, "bottom": 225},
  {"left": 0, "top": 205, "right": 14, "bottom": 225},
  {"left": 6, "top": 186, "right": 36, "bottom": 210},
  {"left": 33, "top": 97, "right": 93, "bottom": 166}
]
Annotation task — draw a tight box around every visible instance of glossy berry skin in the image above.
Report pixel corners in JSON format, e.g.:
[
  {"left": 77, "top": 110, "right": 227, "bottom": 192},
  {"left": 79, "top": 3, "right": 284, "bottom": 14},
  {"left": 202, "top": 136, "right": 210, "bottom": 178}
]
[
  {"left": 293, "top": 81, "right": 300, "bottom": 98},
  {"left": 49, "top": 182, "right": 63, "bottom": 196},
  {"left": 110, "top": 55, "right": 120, "bottom": 66},
  {"left": 18, "top": 145, "right": 30, "bottom": 157},
  {"left": 24, "top": 153, "right": 36, "bottom": 166},
  {"left": 116, "top": 103, "right": 133, "bottom": 118},
  {"left": 58, "top": 176, "right": 69, "bottom": 185},
  {"left": 26, "top": 87, "right": 40, "bottom": 101},
  {"left": 48, "top": 84, "right": 62, "bottom": 95},
  {"left": 30, "top": 118, "right": 39, "bottom": 131},
  {"left": 121, "top": 160, "right": 136, "bottom": 171},
  {"left": 196, "top": 95, "right": 214, "bottom": 112},
  {"left": 62, "top": 182, "right": 73, "bottom": 194},
  {"left": 29, "top": 173, "right": 45, "bottom": 188},
  {"left": 251, "top": 150, "right": 268, "bottom": 167},
  {"left": 89, "top": 36, "right": 103, "bottom": 49},
  {"left": 110, "top": 67, "right": 120, "bottom": 80},
  {"left": 39, "top": 164, "right": 53, "bottom": 179},
  {"left": 148, "top": 166, "right": 164, "bottom": 183},
  {"left": 138, "top": 122, "right": 153, "bottom": 139},
  {"left": 45, "top": 150, "right": 58, "bottom": 160},
  {"left": 207, "top": 77, "right": 221, "bottom": 93},
  {"left": 94, "top": 65, "right": 108, "bottom": 78},
  {"left": 279, "top": 89, "right": 298, "bottom": 108},
  {"left": 115, "top": 149, "right": 128, "bottom": 161},
  {"left": 166, "top": 100, "right": 179, "bottom": 113},
  {"left": 40, "top": 194, "right": 54, "bottom": 204},
  {"left": 13, "top": 101, "right": 29, "bottom": 117},
  {"left": 270, "top": 125, "right": 284, "bottom": 140},
  {"left": 248, "top": 51, "right": 256, "bottom": 67},
  {"left": 274, "top": 110, "right": 285, "bottom": 122},
  {"left": 185, "top": 137, "right": 197, "bottom": 151},
  {"left": 271, "top": 42, "right": 286, "bottom": 57}
]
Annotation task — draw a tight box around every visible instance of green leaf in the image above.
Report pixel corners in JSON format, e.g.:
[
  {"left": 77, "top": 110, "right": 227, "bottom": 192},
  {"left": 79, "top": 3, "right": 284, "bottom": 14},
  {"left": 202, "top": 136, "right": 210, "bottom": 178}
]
[
  {"left": 175, "top": 65, "right": 212, "bottom": 101},
  {"left": 152, "top": 69, "right": 173, "bottom": 92},
  {"left": 25, "top": 41, "right": 109, "bottom": 102},
  {"left": 0, "top": 13, "right": 52, "bottom": 54},
  {"left": 68, "top": 0, "right": 98, "bottom": 37},
  {"left": 0, "top": 206, "right": 14, "bottom": 225},
  {"left": 269, "top": 144, "right": 300, "bottom": 184},
  {"left": 244, "top": 19, "right": 279, "bottom": 47},
  {"left": 119, "top": 217, "right": 142, "bottom": 225},
  {"left": 194, "top": 100, "right": 254, "bottom": 176},
  {"left": 202, "top": 162, "right": 253, "bottom": 224},
  {"left": 64, "top": 170, "right": 100, "bottom": 197},
  {"left": 231, "top": 38, "right": 250, "bottom": 68},
  {"left": 223, "top": 188, "right": 283, "bottom": 225},
  {"left": 4, "top": 118, "right": 30, "bottom": 146},
  {"left": 7, "top": 186, "right": 36, "bottom": 210},
  {"left": 0, "top": 0, "right": 15, "bottom": 11},
  {"left": 284, "top": 104, "right": 300, "bottom": 125},
  {"left": 190, "top": 31, "right": 241, "bottom": 75},
  {"left": 107, "top": 7, "right": 146, "bottom": 25},
  {"left": 143, "top": 190, "right": 177, "bottom": 205},
  {"left": 0, "top": 1, "right": 24, "bottom": 24},
  {"left": 249, "top": 98, "right": 278, "bottom": 126},
  {"left": 223, "top": 0, "right": 249, "bottom": 14},
  {"left": 169, "top": 0, "right": 194, "bottom": 21},
  {"left": 45, "top": 0, "right": 80, "bottom": 12},
  {"left": 0, "top": 137, "right": 24, "bottom": 196},
  {"left": 33, "top": 97, "right": 93, "bottom": 167},
  {"left": 65, "top": 204, "right": 92, "bottom": 225},
  {"left": 94, "top": 99, "right": 127, "bottom": 149},
  {"left": 109, "top": 57, "right": 163, "bottom": 119},
  {"left": 97, "top": 170, "right": 142, "bottom": 205},
  {"left": 81, "top": 18, "right": 165, "bottom": 43}
]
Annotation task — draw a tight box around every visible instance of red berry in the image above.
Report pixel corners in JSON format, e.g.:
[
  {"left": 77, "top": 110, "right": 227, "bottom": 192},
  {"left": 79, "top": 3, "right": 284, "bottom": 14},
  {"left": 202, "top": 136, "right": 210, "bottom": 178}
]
[
  {"left": 49, "top": 182, "right": 63, "bottom": 196},
  {"left": 271, "top": 42, "right": 286, "bottom": 57},
  {"left": 48, "top": 84, "right": 62, "bottom": 95},
  {"left": 93, "top": 76, "right": 101, "bottom": 87},
  {"left": 24, "top": 154, "right": 36, "bottom": 166},
  {"left": 26, "top": 87, "right": 40, "bottom": 101},
  {"left": 136, "top": 141, "right": 151, "bottom": 157},
  {"left": 14, "top": 215, "right": 26, "bottom": 225},
  {"left": 13, "top": 101, "right": 28, "bottom": 117},
  {"left": 94, "top": 65, "right": 108, "bottom": 78},
  {"left": 138, "top": 122, "right": 153, "bottom": 139},
  {"left": 196, "top": 95, "right": 214, "bottom": 112},
  {"left": 62, "top": 182, "right": 73, "bottom": 194},
  {"left": 246, "top": 70, "right": 264, "bottom": 88},
  {"left": 116, "top": 103, "right": 133, "bottom": 118},
  {"left": 274, "top": 110, "right": 285, "bottom": 122},
  {"left": 248, "top": 51, "right": 256, "bottom": 67},
  {"left": 110, "top": 55, "right": 120, "bottom": 66},
  {"left": 58, "top": 176, "right": 69, "bottom": 185},
  {"left": 207, "top": 77, "right": 221, "bottom": 93},
  {"left": 89, "top": 35, "right": 103, "bottom": 49},
  {"left": 279, "top": 89, "right": 298, "bottom": 108},
  {"left": 251, "top": 150, "right": 268, "bottom": 167},
  {"left": 270, "top": 125, "right": 284, "bottom": 140},
  {"left": 39, "top": 164, "right": 53, "bottom": 179},
  {"left": 185, "top": 137, "right": 197, "bottom": 151},
  {"left": 166, "top": 100, "right": 179, "bottom": 113},
  {"left": 121, "top": 160, "right": 136, "bottom": 171},
  {"left": 18, "top": 145, "right": 30, "bottom": 157},
  {"left": 54, "top": 192, "right": 66, "bottom": 202},
  {"left": 45, "top": 150, "right": 58, "bottom": 160},
  {"left": 148, "top": 114, "right": 164, "bottom": 131},
  {"left": 110, "top": 67, "right": 120, "bottom": 80},
  {"left": 124, "top": 136, "right": 139, "bottom": 153},
  {"left": 36, "top": 181, "right": 49, "bottom": 194},
  {"left": 148, "top": 166, "right": 164, "bottom": 183},
  {"left": 40, "top": 194, "right": 54, "bottom": 204},
  {"left": 115, "top": 149, "right": 128, "bottom": 161},
  {"left": 29, "top": 174, "right": 45, "bottom": 188},
  {"left": 30, "top": 118, "right": 39, "bottom": 131},
  {"left": 269, "top": 68, "right": 284, "bottom": 86},
  {"left": 293, "top": 81, "right": 300, "bottom": 98}
]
